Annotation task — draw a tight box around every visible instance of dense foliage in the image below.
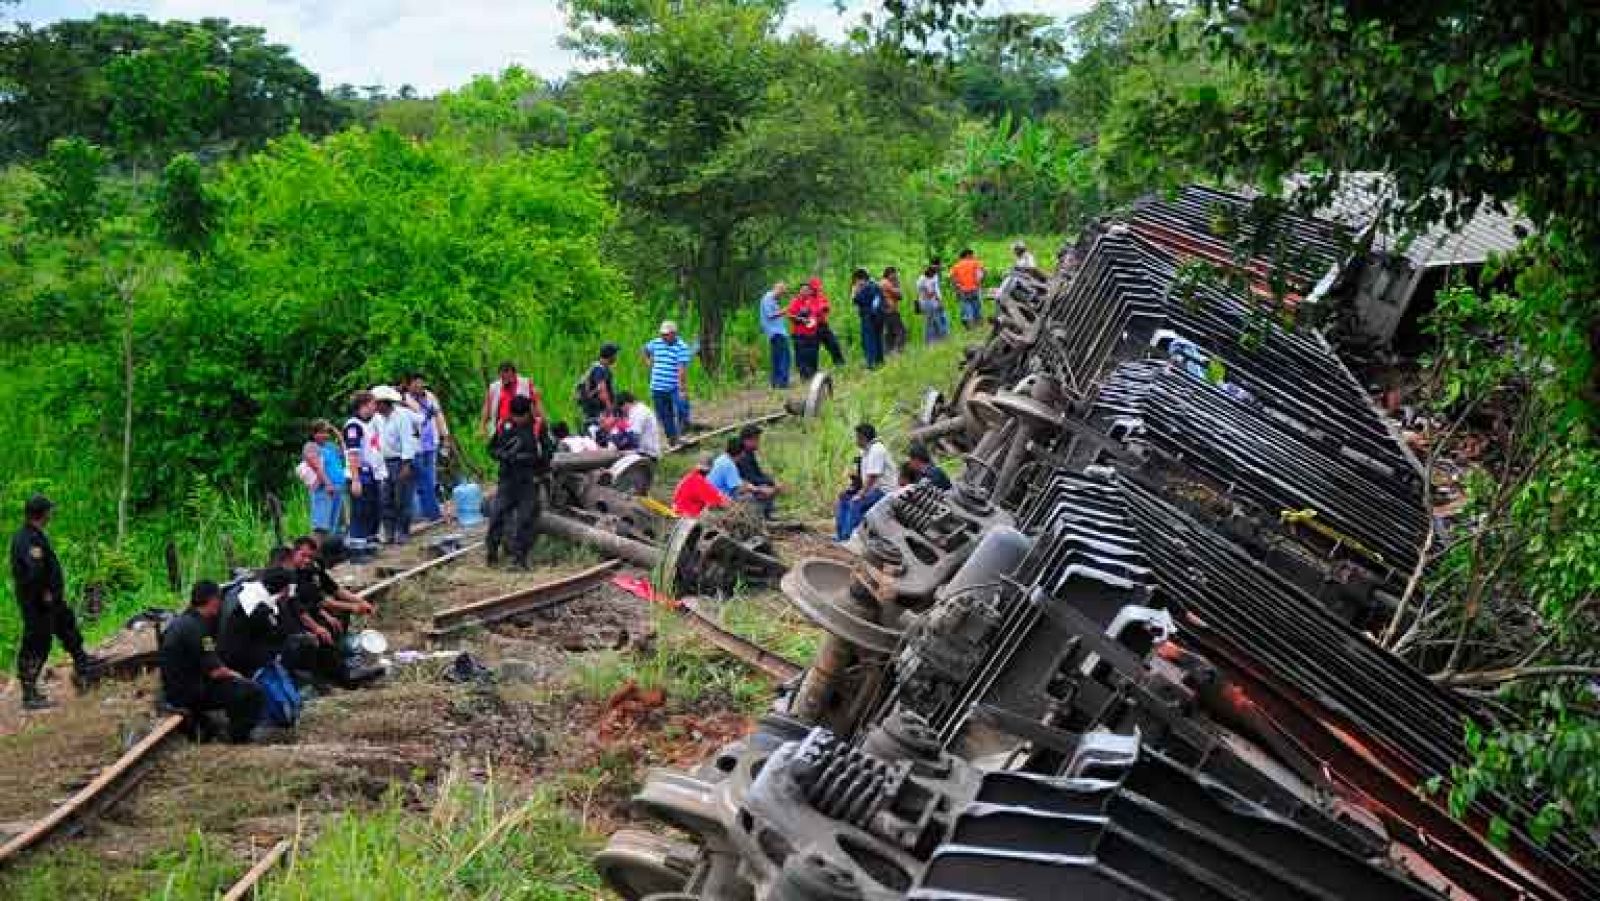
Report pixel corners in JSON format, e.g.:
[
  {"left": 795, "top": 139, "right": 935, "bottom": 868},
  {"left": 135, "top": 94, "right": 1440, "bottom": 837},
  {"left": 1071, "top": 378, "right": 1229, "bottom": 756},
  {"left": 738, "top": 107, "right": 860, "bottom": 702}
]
[{"left": 0, "top": 14, "right": 343, "bottom": 162}]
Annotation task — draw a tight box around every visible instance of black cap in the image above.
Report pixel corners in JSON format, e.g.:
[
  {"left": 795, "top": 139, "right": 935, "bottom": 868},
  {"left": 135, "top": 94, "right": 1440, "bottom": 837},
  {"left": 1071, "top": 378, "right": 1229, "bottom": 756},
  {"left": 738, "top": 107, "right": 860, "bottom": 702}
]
[
  {"left": 24, "top": 494, "right": 53, "bottom": 519},
  {"left": 260, "top": 567, "right": 295, "bottom": 594},
  {"left": 739, "top": 424, "right": 763, "bottom": 439},
  {"left": 599, "top": 342, "right": 619, "bottom": 359}
]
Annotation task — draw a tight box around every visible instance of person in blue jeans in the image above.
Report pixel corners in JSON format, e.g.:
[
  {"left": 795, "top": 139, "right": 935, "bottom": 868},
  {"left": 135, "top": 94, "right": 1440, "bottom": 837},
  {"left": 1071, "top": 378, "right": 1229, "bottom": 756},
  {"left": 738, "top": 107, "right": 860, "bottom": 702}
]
[
  {"left": 851, "top": 268, "right": 885, "bottom": 369},
  {"left": 644, "top": 320, "right": 692, "bottom": 442},
  {"left": 303, "top": 420, "right": 346, "bottom": 536},
  {"left": 758, "top": 281, "right": 792, "bottom": 389},
  {"left": 404, "top": 373, "right": 451, "bottom": 523},
  {"left": 835, "top": 422, "right": 894, "bottom": 542}
]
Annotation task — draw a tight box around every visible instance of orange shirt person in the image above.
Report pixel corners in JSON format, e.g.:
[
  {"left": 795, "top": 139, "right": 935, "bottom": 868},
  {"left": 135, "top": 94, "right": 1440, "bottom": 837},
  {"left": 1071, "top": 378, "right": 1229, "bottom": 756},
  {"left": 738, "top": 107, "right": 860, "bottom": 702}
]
[{"left": 949, "top": 248, "right": 986, "bottom": 328}]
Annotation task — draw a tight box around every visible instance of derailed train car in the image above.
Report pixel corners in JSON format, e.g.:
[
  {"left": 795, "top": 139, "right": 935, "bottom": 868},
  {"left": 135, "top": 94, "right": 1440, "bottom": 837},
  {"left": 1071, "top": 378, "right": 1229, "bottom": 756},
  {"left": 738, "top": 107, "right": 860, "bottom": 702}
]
[{"left": 594, "top": 188, "right": 1598, "bottom": 900}]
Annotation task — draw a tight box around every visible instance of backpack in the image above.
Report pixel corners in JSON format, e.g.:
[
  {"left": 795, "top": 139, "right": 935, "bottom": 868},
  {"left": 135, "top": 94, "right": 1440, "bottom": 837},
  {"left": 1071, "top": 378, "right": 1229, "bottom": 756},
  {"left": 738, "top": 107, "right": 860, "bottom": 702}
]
[
  {"left": 575, "top": 364, "right": 606, "bottom": 411},
  {"left": 253, "top": 659, "right": 302, "bottom": 727}
]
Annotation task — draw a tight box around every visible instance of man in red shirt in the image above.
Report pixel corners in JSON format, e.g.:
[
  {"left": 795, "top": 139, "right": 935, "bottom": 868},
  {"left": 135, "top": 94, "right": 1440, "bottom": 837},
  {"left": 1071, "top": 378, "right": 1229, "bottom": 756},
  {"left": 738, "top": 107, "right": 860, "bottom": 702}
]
[
  {"left": 672, "top": 453, "right": 730, "bottom": 518},
  {"left": 787, "top": 278, "right": 826, "bottom": 379}
]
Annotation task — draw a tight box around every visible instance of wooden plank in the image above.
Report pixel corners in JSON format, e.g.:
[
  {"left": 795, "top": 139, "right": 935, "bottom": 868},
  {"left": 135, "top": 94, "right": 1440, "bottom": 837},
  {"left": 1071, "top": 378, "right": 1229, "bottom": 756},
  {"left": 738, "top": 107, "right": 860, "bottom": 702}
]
[
  {"left": 428, "top": 560, "right": 621, "bottom": 635},
  {"left": 0, "top": 713, "right": 186, "bottom": 866},
  {"left": 357, "top": 541, "right": 483, "bottom": 601},
  {"left": 221, "top": 838, "right": 292, "bottom": 901}
]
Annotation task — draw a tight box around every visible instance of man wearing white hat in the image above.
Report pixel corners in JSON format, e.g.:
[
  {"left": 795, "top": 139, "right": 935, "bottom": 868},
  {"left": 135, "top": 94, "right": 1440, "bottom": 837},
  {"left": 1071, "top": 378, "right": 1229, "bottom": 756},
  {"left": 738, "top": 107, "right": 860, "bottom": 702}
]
[
  {"left": 373, "top": 385, "right": 420, "bottom": 545},
  {"left": 643, "top": 320, "right": 692, "bottom": 442}
]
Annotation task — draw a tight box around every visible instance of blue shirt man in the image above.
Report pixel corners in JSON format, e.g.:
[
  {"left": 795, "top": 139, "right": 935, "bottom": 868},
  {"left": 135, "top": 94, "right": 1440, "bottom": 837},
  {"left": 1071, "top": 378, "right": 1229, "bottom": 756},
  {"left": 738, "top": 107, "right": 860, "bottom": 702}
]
[
  {"left": 708, "top": 447, "right": 745, "bottom": 499},
  {"left": 759, "top": 282, "right": 792, "bottom": 389},
  {"left": 644, "top": 321, "right": 693, "bottom": 441}
]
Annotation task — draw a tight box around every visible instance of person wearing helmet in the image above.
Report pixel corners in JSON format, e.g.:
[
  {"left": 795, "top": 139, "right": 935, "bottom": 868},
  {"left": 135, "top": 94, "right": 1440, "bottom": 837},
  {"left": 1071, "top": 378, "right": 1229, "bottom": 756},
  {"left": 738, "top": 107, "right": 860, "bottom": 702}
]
[{"left": 10, "top": 494, "right": 101, "bottom": 710}]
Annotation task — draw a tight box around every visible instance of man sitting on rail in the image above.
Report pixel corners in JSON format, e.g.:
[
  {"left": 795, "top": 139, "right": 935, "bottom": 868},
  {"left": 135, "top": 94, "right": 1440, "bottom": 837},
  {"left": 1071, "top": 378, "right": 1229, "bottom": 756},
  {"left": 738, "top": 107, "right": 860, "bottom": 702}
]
[
  {"left": 673, "top": 453, "right": 730, "bottom": 518},
  {"left": 218, "top": 565, "right": 296, "bottom": 681},
  {"left": 288, "top": 537, "right": 383, "bottom": 687},
  {"left": 162, "top": 581, "right": 264, "bottom": 744},
  {"left": 293, "top": 536, "right": 374, "bottom": 631},
  {"left": 734, "top": 425, "right": 780, "bottom": 519}
]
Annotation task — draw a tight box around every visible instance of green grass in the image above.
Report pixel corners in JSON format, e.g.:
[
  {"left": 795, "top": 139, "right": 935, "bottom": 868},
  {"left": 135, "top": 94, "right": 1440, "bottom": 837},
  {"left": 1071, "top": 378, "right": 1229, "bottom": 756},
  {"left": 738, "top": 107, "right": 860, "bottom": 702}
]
[
  {"left": 572, "top": 607, "right": 774, "bottom": 714},
  {"left": 0, "top": 831, "right": 239, "bottom": 901},
  {"left": 258, "top": 768, "right": 603, "bottom": 901}
]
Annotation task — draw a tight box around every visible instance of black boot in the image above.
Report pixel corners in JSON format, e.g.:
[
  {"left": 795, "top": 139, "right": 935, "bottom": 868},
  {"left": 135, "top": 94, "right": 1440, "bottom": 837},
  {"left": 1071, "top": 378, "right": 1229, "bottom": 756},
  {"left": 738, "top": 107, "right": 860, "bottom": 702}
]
[
  {"left": 71, "top": 651, "right": 104, "bottom": 692},
  {"left": 22, "top": 681, "right": 54, "bottom": 711},
  {"left": 19, "top": 658, "right": 53, "bottom": 711}
]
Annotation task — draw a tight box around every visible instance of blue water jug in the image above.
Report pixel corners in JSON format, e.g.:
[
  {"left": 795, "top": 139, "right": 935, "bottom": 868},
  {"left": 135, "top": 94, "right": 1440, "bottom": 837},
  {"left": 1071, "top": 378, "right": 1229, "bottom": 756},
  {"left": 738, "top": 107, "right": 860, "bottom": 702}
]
[{"left": 452, "top": 481, "right": 484, "bottom": 527}]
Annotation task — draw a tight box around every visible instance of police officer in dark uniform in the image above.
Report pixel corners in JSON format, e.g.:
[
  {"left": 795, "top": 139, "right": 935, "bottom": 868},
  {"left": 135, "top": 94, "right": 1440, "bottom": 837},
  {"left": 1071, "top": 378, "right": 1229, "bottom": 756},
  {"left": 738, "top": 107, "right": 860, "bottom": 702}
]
[
  {"left": 486, "top": 395, "right": 555, "bottom": 569},
  {"left": 161, "top": 581, "right": 264, "bottom": 743},
  {"left": 9, "top": 494, "right": 100, "bottom": 711}
]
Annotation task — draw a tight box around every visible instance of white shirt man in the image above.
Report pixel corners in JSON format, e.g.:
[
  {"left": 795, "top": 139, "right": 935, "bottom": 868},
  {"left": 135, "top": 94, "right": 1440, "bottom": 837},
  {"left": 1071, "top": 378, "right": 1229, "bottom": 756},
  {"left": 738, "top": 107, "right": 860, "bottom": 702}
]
[
  {"left": 626, "top": 397, "right": 663, "bottom": 459},
  {"left": 860, "top": 438, "right": 892, "bottom": 492}
]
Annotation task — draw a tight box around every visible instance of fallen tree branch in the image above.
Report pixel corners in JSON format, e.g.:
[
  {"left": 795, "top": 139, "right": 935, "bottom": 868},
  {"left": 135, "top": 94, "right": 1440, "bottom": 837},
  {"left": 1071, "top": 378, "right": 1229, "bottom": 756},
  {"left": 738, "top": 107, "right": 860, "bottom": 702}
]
[{"left": 1437, "top": 665, "right": 1600, "bottom": 688}]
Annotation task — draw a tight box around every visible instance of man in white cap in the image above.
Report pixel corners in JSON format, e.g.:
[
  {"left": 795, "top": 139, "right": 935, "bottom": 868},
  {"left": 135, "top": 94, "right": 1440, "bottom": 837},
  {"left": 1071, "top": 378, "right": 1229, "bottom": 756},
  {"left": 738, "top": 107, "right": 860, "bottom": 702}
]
[
  {"left": 643, "top": 320, "right": 692, "bottom": 442},
  {"left": 373, "top": 385, "right": 420, "bottom": 545},
  {"left": 1012, "top": 240, "right": 1037, "bottom": 269}
]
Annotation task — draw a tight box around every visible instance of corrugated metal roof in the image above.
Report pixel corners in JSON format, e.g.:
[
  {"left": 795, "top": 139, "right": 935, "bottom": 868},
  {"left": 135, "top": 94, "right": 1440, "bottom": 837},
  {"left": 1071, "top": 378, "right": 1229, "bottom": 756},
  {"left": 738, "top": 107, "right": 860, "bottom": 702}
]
[{"left": 1287, "top": 172, "right": 1532, "bottom": 268}]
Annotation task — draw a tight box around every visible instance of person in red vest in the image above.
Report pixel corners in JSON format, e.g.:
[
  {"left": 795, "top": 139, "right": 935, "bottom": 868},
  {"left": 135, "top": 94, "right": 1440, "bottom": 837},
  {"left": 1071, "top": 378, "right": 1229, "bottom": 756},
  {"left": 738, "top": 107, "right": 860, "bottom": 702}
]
[
  {"left": 480, "top": 361, "right": 544, "bottom": 437},
  {"left": 672, "top": 453, "right": 730, "bottom": 518},
  {"left": 787, "top": 278, "right": 827, "bottom": 379}
]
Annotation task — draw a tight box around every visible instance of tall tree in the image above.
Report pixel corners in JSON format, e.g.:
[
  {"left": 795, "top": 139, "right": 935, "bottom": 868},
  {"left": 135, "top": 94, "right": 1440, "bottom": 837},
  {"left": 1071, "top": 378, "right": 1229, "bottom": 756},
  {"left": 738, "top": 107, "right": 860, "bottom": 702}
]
[
  {"left": 948, "top": 13, "right": 1068, "bottom": 121},
  {"left": 566, "top": 0, "right": 877, "bottom": 368},
  {"left": 0, "top": 14, "right": 341, "bottom": 162}
]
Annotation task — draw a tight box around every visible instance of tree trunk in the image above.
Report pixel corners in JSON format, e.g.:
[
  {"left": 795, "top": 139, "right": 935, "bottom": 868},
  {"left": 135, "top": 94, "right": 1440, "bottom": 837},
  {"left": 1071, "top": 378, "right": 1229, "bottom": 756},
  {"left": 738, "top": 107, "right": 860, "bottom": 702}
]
[
  {"left": 117, "top": 276, "right": 135, "bottom": 547},
  {"left": 690, "top": 227, "right": 733, "bottom": 373}
]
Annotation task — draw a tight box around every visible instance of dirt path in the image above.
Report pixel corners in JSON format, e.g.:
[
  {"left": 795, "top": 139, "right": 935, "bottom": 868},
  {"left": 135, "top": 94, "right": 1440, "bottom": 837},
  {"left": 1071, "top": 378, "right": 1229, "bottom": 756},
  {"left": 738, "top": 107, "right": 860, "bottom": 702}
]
[{"left": 0, "top": 524, "right": 772, "bottom": 896}]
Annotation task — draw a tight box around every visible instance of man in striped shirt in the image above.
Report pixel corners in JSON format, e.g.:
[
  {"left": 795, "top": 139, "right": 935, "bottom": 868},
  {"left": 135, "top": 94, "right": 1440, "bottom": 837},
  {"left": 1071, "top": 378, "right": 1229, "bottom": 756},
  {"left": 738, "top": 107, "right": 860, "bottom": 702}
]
[{"left": 643, "top": 320, "right": 692, "bottom": 442}]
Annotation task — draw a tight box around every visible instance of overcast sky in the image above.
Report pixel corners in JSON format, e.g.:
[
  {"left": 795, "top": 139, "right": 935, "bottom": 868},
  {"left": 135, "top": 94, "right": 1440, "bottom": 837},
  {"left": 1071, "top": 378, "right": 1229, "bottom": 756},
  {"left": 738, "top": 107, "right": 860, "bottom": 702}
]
[{"left": 11, "top": 1, "right": 1093, "bottom": 95}]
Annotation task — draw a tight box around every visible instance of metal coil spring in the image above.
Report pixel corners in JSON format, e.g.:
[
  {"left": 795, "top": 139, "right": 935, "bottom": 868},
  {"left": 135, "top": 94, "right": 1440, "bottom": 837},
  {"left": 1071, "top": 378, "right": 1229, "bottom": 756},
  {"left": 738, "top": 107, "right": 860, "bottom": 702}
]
[
  {"left": 893, "top": 483, "right": 948, "bottom": 533},
  {"left": 796, "top": 734, "right": 892, "bottom": 829}
]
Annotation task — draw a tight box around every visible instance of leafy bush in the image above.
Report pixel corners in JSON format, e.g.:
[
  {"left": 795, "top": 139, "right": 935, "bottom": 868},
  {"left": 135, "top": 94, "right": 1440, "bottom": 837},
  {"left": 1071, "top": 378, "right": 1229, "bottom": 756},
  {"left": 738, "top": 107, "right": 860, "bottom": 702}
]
[{"left": 135, "top": 127, "right": 633, "bottom": 498}]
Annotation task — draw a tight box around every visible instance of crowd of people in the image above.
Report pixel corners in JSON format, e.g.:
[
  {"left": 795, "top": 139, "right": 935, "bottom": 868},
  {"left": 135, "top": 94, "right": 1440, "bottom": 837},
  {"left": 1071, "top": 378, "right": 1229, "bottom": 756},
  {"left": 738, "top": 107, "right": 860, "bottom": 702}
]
[
  {"left": 757, "top": 242, "right": 1031, "bottom": 388},
  {"left": 11, "top": 244, "right": 1032, "bottom": 720}
]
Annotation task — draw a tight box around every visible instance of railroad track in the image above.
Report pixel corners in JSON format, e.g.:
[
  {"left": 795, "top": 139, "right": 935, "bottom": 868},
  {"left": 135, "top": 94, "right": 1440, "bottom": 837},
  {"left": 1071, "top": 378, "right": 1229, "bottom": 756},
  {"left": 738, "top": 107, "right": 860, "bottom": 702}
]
[
  {"left": 426, "top": 560, "right": 622, "bottom": 637},
  {"left": 0, "top": 534, "right": 480, "bottom": 869},
  {"left": 0, "top": 524, "right": 804, "bottom": 871},
  {"left": 0, "top": 714, "right": 186, "bottom": 867},
  {"left": 669, "top": 597, "right": 804, "bottom": 683}
]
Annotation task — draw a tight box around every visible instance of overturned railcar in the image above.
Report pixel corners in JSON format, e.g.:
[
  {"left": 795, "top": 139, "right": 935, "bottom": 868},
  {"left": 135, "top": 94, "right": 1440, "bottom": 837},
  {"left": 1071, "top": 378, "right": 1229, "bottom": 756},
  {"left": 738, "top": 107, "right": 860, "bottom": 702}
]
[{"left": 596, "top": 188, "right": 1596, "bottom": 901}]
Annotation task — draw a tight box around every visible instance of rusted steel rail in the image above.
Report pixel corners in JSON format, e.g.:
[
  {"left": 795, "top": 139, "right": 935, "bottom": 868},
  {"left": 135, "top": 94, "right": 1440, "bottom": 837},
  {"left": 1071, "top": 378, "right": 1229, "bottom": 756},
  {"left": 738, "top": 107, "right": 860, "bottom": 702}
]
[
  {"left": 427, "top": 560, "right": 622, "bottom": 636},
  {"left": 673, "top": 597, "right": 803, "bottom": 683},
  {"left": 221, "top": 838, "right": 292, "bottom": 901},
  {"left": 357, "top": 540, "right": 483, "bottom": 601},
  {"left": 667, "top": 410, "right": 790, "bottom": 455},
  {"left": 0, "top": 714, "right": 187, "bottom": 867},
  {"left": 0, "top": 535, "right": 477, "bottom": 868}
]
